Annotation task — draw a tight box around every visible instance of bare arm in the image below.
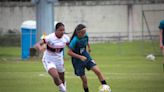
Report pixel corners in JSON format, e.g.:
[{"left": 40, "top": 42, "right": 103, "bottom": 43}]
[
  {"left": 160, "top": 29, "right": 163, "bottom": 49},
  {"left": 87, "top": 42, "right": 91, "bottom": 53},
  {"left": 34, "top": 40, "right": 46, "bottom": 52},
  {"left": 67, "top": 48, "right": 87, "bottom": 61}
]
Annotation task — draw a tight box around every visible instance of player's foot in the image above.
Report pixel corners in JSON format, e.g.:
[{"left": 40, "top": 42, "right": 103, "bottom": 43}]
[
  {"left": 59, "top": 89, "right": 66, "bottom": 92},
  {"left": 58, "top": 83, "right": 66, "bottom": 92}
]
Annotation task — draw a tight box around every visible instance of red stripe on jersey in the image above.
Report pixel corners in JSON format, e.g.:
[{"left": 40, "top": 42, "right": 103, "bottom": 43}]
[{"left": 66, "top": 42, "right": 69, "bottom": 46}]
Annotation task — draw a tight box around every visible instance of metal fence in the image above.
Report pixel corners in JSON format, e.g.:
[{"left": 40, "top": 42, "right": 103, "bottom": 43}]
[
  {"left": 0, "top": 31, "right": 161, "bottom": 58},
  {"left": 0, "top": 31, "right": 159, "bottom": 46},
  {"left": 0, "top": 33, "right": 20, "bottom": 47},
  {"left": 88, "top": 31, "right": 159, "bottom": 43}
]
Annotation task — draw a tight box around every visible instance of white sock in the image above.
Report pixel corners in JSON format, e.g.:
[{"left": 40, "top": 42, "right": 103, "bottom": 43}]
[
  {"left": 58, "top": 83, "right": 66, "bottom": 92},
  {"left": 64, "top": 81, "right": 67, "bottom": 89}
]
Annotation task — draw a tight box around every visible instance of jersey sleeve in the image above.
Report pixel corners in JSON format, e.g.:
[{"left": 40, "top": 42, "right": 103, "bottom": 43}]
[
  {"left": 69, "top": 37, "right": 77, "bottom": 50},
  {"left": 159, "top": 20, "right": 164, "bottom": 30},
  {"left": 85, "top": 33, "right": 89, "bottom": 45}
]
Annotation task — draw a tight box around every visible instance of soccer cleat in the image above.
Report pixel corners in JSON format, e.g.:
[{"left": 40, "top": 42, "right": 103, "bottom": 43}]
[{"left": 59, "top": 89, "right": 66, "bottom": 92}]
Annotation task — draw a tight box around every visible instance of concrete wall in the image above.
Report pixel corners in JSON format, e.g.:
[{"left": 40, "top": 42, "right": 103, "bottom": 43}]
[
  {"left": 0, "top": 4, "right": 35, "bottom": 34},
  {"left": 55, "top": 5, "right": 127, "bottom": 36},
  {"left": 0, "top": 2, "right": 164, "bottom": 40},
  {"left": 133, "top": 4, "right": 164, "bottom": 32}
]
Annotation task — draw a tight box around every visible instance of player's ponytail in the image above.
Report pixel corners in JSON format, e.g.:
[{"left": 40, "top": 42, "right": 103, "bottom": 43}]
[
  {"left": 70, "top": 24, "right": 86, "bottom": 42},
  {"left": 70, "top": 29, "right": 76, "bottom": 42}
]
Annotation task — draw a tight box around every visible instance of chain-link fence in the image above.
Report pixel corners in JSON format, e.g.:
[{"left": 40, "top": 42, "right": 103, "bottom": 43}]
[{"left": 0, "top": 33, "right": 20, "bottom": 47}]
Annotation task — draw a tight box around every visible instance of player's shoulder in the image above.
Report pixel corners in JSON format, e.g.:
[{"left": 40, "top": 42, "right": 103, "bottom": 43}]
[
  {"left": 72, "top": 36, "right": 79, "bottom": 41},
  {"left": 46, "top": 33, "right": 54, "bottom": 37},
  {"left": 70, "top": 36, "right": 78, "bottom": 44},
  {"left": 63, "top": 34, "right": 69, "bottom": 39},
  {"left": 63, "top": 34, "right": 70, "bottom": 42},
  {"left": 63, "top": 34, "right": 69, "bottom": 38},
  {"left": 159, "top": 20, "right": 164, "bottom": 29},
  {"left": 86, "top": 32, "right": 89, "bottom": 37}
]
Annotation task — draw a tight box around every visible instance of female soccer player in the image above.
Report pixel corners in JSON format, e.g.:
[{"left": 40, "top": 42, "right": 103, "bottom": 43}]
[
  {"left": 159, "top": 20, "right": 164, "bottom": 55},
  {"left": 67, "top": 24, "right": 111, "bottom": 92},
  {"left": 34, "top": 22, "right": 70, "bottom": 92}
]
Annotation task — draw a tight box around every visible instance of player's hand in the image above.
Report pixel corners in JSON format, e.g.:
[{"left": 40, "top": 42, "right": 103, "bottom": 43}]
[
  {"left": 160, "top": 44, "right": 163, "bottom": 49},
  {"left": 88, "top": 48, "right": 91, "bottom": 53},
  {"left": 40, "top": 44, "right": 46, "bottom": 52},
  {"left": 80, "top": 56, "right": 87, "bottom": 61}
]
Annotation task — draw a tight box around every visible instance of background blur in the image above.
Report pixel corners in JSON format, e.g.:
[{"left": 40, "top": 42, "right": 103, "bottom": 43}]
[
  {"left": 0, "top": 0, "right": 164, "bottom": 45},
  {"left": 0, "top": 1, "right": 164, "bottom": 92}
]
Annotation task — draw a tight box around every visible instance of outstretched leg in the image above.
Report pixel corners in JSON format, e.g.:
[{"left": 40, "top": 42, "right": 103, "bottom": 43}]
[
  {"left": 80, "top": 75, "right": 89, "bottom": 92},
  {"left": 58, "top": 72, "right": 65, "bottom": 84},
  {"left": 91, "top": 65, "right": 107, "bottom": 84},
  {"left": 58, "top": 72, "right": 67, "bottom": 88},
  {"left": 91, "top": 65, "right": 111, "bottom": 92},
  {"left": 48, "top": 68, "right": 66, "bottom": 92}
]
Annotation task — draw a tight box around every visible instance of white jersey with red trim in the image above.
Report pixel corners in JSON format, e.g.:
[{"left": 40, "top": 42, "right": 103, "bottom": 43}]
[{"left": 42, "top": 33, "right": 70, "bottom": 62}]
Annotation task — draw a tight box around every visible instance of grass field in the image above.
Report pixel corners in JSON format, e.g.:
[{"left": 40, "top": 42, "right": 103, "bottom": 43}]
[{"left": 0, "top": 41, "right": 164, "bottom": 92}]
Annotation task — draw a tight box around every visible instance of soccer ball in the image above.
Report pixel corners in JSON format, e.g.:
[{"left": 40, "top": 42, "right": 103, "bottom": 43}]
[
  {"left": 146, "top": 54, "right": 155, "bottom": 61},
  {"left": 98, "top": 85, "right": 111, "bottom": 92}
]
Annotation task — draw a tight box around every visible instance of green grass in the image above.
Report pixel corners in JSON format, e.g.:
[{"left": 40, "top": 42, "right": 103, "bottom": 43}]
[
  {"left": 0, "top": 41, "right": 164, "bottom": 92},
  {"left": 0, "top": 47, "right": 20, "bottom": 57}
]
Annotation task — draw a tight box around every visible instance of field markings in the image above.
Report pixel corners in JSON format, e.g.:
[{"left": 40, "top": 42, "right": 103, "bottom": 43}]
[{"left": 37, "top": 72, "right": 164, "bottom": 79}]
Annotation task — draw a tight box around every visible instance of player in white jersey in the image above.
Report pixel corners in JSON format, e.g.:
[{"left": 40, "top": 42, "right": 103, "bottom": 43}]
[{"left": 34, "top": 22, "right": 70, "bottom": 92}]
